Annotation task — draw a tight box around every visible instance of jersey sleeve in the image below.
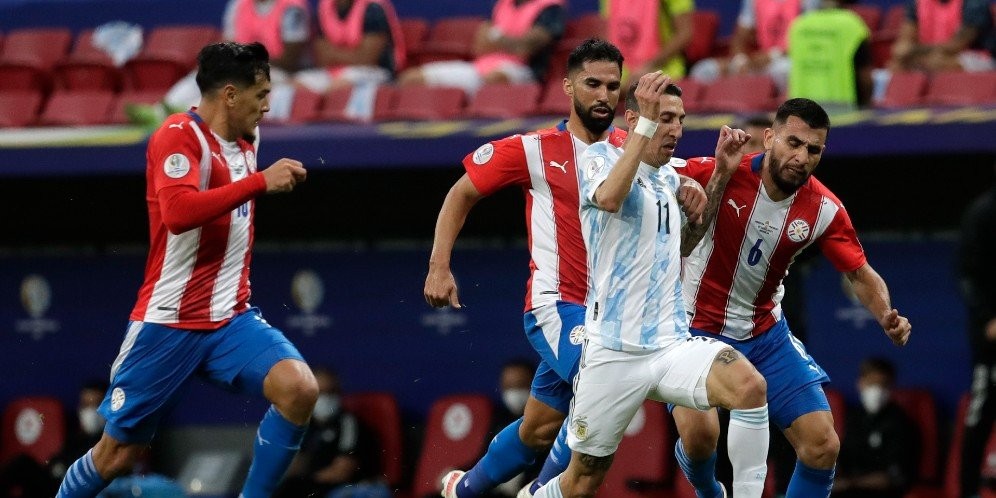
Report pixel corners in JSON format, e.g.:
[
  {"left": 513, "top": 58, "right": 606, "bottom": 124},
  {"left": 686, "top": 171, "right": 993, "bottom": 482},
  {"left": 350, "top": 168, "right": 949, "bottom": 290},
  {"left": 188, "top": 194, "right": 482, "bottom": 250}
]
[
  {"left": 147, "top": 123, "right": 204, "bottom": 195},
  {"left": 579, "top": 142, "right": 615, "bottom": 206},
  {"left": 676, "top": 156, "right": 717, "bottom": 187},
  {"left": 462, "top": 136, "right": 530, "bottom": 196},
  {"left": 818, "top": 202, "right": 867, "bottom": 273}
]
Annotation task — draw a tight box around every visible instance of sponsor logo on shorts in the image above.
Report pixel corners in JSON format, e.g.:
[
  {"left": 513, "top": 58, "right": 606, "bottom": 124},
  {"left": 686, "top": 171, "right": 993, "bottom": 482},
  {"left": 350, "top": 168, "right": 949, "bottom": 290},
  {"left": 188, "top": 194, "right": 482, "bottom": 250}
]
[
  {"left": 569, "top": 325, "right": 586, "bottom": 345},
  {"left": 111, "top": 387, "right": 126, "bottom": 411}
]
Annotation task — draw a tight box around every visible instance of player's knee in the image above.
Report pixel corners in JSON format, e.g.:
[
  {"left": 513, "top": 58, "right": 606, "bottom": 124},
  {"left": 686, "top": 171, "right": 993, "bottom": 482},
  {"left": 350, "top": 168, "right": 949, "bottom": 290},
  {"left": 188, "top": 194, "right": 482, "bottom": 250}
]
[
  {"left": 796, "top": 428, "right": 840, "bottom": 468},
  {"left": 730, "top": 370, "right": 767, "bottom": 409},
  {"left": 269, "top": 362, "right": 319, "bottom": 416}
]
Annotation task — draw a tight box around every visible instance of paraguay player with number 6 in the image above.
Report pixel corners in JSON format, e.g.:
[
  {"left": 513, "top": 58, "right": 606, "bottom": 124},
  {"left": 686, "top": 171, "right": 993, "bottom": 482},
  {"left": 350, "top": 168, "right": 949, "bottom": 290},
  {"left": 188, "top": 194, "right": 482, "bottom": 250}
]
[{"left": 670, "top": 98, "right": 913, "bottom": 498}]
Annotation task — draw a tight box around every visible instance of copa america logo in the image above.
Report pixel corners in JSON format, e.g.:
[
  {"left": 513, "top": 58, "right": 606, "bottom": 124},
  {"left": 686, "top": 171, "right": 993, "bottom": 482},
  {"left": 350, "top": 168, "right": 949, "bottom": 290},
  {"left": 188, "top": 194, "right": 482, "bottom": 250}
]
[
  {"left": 286, "top": 269, "right": 332, "bottom": 336},
  {"left": 15, "top": 274, "right": 59, "bottom": 340}
]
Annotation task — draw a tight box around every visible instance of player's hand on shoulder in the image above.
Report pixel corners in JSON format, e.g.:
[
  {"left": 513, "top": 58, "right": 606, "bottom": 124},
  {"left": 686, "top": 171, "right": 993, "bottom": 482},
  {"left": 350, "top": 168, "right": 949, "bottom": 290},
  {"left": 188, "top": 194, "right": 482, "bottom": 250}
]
[
  {"left": 715, "top": 125, "right": 750, "bottom": 174},
  {"left": 424, "top": 266, "right": 462, "bottom": 309},
  {"left": 262, "top": 158, "right": 306, "bottom": 193},
  {"left": 677, "top": 175, "right": 706, "bottom": 225},
  {"left": 880, "top": 308, "right": 911, "bottom": 346}
]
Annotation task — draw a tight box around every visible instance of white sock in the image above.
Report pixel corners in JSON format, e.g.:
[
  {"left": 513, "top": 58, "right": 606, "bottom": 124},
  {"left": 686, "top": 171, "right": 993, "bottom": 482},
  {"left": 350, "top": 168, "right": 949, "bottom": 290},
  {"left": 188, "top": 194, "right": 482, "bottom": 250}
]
[
  {"left": 728, "top": 404, "right": 769, "bottom": 498},
  {"left": 532, "top": 474, "right": 564, "bottom": 498}
]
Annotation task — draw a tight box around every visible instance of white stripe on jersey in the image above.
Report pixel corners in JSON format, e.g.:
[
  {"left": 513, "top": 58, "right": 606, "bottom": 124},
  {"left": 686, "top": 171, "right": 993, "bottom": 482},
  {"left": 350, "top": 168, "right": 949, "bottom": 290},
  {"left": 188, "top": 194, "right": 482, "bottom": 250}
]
[
  {"left": 189, "top": 120, "right": 213, "bottom": 192},
  {"left": 144, "top": 229, "right": 201, "bottom": 322},
  {"left": 523, "top": 134, "right": 560, "bottom": 307},
  {"left": 580, "top": 142, "right": 689, "bottom": 352},
  {"left": 210, "top": 140, "right": 254, "bottom": 321},
  {"left": 109, "top": 320, "right": 144, "bottom": 381}
]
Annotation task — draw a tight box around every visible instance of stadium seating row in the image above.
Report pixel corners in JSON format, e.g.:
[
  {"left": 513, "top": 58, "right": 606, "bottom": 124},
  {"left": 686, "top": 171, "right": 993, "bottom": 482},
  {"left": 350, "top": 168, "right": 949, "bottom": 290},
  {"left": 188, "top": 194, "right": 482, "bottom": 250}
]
[{"left": 0, "top": 388, "right": 990, "bottom": 498}]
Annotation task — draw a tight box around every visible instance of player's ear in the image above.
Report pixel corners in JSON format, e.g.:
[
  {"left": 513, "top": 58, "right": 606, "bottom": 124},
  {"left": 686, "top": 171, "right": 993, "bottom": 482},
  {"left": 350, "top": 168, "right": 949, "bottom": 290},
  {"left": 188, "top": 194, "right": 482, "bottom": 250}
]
[
  {"left": 224, "top": 84, "right": 238, "bottom": 107},
  {"left": 563, "top": 77, "right": 573, "bottom": 97},
  {"left": 763, "top": 127, "right": 775, "bottom": 151}
]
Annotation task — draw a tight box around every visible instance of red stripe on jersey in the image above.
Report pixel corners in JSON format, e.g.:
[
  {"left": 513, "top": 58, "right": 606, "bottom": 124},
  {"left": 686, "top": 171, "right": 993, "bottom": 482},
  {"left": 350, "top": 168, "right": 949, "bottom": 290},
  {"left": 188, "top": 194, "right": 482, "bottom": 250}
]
[
  {"left": 690, "top": 160, "right": 760, "bottom": 334},
  {"left": 537, "top": 132, "right": 586, "bottom": 306}
]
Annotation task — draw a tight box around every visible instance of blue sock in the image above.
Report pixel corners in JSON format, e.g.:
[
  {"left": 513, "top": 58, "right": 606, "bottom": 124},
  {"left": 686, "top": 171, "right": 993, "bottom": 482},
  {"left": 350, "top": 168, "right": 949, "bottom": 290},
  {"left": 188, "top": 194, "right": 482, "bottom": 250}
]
[
  {"left": 529, "top": 419, "right": 571, "bottom": 494},
  {"left": 240, "top": 405, "right": 307, "bottom": 498},
  {"left": 457, "top": 418, "right": 537, "bottom": 498},
  {"left": 674, "top": 438, "right": 723, "bottom": 498},
  {"left": 56, "top": 449, "right": 108, "bottom": 498},
  {"left": 785, "top": 461, "right": 834, "bottom": 498}
]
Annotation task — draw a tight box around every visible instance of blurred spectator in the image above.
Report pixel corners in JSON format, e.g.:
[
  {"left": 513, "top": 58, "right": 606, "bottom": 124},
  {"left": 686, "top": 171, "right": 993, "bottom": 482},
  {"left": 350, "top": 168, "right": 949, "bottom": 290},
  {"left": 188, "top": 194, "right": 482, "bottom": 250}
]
[
  {"left": 887, "top": 0, "right": 996, "bottom": 73},
  {"left": 293, "top": 0, "right": 406, "bottom": 95},
  {"left": 129, "top": 0, "right": 311, "bottom": 125},
  {"left": 0, "top": 380, "right": 108, "bottom": 497},
  {"left": 489, "top": 359, "right": 540, "bottom": 498},
  {"left": 787, "top": 0, "right": 873, "bottom": 109},
  {"left": 274, "top": 367, "right": 385, "bottom": 498},
  {"left": 689, "top": 0, "right": 819, "bottom": 91},
  {"left": 397, "top": 0, "right": 566, "bottom": 96},
  {"left": 601, "top": 0, "right": 695, "bottom": 83},
  {"left": 957, "top": 168, "right": 996, "bottom": 498},
  {"left": 737, "top": 113, "right": 773, "bottom": 153},
  {"left": 833, "top": 357, "right": 919, "bottom": 498}
]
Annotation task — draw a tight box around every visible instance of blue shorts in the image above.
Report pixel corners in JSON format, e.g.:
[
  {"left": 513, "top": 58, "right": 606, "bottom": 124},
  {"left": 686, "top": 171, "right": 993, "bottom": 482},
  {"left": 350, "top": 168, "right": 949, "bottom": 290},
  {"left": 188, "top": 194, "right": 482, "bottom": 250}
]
[
  {"left": 523, "top": 301, "right": 586, "bottom": 414},
  {"left": 689, "top": 318, "right": 831, "bottom": 430},
  {"left": 99, "top": 308, "right": 304, "bottom": 443}
]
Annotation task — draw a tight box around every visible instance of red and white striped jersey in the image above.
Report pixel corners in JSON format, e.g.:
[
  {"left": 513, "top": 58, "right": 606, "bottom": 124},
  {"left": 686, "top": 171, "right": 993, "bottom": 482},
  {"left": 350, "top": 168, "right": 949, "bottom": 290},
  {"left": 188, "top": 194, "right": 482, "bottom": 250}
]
[
  {"left": 463, "top": 125, "right": 627, "bottom": 311},
  {"left": 678, "top": 152, "right": 866, "bottom": 340},
  {"left": 131, "top": 111, "right": 265, "bottom": 330}
]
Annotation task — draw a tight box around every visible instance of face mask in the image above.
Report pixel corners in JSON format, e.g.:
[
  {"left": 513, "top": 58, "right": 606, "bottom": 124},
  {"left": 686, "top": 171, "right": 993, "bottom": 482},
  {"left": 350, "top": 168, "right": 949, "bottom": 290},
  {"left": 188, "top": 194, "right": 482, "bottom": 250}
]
[
  {"left": 312, "top": 393, "right": 340, "bottom": 422},
  {"left": 859, "top": 384, "right": 889, "bottom": 414},
  {"left": 502, "top": 388, "right": 529, "bottom": 416},
  {"left": 78, "top": 407, "right": 104, "bottom": 435}
]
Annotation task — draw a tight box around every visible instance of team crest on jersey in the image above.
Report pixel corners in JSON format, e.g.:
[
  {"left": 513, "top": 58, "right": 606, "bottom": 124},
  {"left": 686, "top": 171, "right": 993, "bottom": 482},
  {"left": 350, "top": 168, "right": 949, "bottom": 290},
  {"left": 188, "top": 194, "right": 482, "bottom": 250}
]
[
  {"left": 668, "top": 157, "right": 687, "bottom": 168},
  {"left": 570, "top": 416, "right": 589, "bottom": 441},
  {"left": 472, "top": 143, "right": 494, "bottom": 165},
  {"left": 584, "top": 156, "right": 605, "bottom": 181},
  {"left": 786, "top": 219, "right": 811, "bottom": 242},
  {"left": 569, "top": 325, "right": 586, "bottom": 345},
  {"left": 110, "top": 387, "right": 126, "bottom": 411},
  {"left": 163, "top": 153, "right": 191, "bottom": 179}
]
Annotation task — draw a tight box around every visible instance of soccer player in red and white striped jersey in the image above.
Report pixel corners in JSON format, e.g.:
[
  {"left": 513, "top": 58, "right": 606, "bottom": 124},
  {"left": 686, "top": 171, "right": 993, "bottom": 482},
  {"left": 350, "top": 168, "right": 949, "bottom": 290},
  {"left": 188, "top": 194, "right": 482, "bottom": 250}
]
[
  {"left": 671, "top": 98, "right": 913, "bottom": 498},
  {"left": 57, "top": 42, "right": 314, "bottom": 498}
]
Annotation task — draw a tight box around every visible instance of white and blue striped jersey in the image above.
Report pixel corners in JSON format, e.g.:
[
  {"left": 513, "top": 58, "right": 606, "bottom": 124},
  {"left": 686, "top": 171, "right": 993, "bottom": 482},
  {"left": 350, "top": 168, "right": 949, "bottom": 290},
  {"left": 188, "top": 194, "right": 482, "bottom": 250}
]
[{"left": 578, "top": 142, "right": 691, "bottom": 352}]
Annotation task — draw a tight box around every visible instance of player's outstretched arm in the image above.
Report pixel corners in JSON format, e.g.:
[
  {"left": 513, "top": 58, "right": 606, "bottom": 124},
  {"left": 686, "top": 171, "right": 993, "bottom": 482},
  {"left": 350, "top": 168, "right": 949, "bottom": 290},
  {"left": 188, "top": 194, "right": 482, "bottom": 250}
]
[
  {"left": 681, "top": 126, "right": 750, "bottom": 255},
  {"left": 261, "top": 158, "right": 307, "bottom": 193},
  {"left": 425, "top": 175, "right": 484, "bottom": 309},
  {"left": 845, "top": 263, "right": 912, "bottom": 346}
]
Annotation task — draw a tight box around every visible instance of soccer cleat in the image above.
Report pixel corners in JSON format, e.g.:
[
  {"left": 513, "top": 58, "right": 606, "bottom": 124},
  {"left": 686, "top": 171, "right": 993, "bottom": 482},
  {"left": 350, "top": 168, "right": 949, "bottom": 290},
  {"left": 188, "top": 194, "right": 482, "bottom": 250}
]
[
  {"left": 516, "top": 480, "right": 536, "bottom": 498},
  {"left": 440, "top": 470, "right": 466, "bottom": 498}
]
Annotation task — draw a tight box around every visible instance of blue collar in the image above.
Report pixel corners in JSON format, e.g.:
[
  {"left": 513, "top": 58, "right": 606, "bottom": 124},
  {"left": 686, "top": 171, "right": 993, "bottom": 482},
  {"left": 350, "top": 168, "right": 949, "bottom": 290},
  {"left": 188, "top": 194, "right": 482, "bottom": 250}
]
[{"left": 751, "top": 153, "right": 765, "bottom": 173}]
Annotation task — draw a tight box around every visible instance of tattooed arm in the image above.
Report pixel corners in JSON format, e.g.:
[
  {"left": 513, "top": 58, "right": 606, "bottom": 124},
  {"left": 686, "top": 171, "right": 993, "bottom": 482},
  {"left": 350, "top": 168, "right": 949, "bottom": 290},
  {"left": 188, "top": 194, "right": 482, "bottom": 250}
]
[{"left": 681, "top": 125, "right": 750, "bottom": 256}]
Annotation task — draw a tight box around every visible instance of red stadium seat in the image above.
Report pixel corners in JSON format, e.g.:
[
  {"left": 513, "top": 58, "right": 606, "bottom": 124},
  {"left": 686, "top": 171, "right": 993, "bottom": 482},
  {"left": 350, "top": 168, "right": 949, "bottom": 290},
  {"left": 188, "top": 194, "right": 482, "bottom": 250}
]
[
  {"left": 847, "top": 4, "right": 883, "bottom": 31},
  {"left": 871, "top": 5, "right": 908, "bottom": 67},
  {"left": 700, "top": 75, "right": 779, "bottom": 113},
  {"left": 0, "top": 396, "right": 66, "bottom": 466},
  {"left": 54, "top": 29, "right": 123, "bottom": 91},
  {"left": 411, "top": 394, "right": 492, "bottom": 498},
  {"left": 400, "top": 18, "right": 430, "bottom": 64},
  {"left": 596, "top": 401, "right": 673, "bottom": 498},
  {"left": 875, "top": 71, "right": 928, "bottom": 109},
  {"left": 892, "top": 388, "right": 940, "bottom": 485},
  {"left": 557, "top": 13, "right": 608, "bottom": 53},
  {"left": 685, "top": 10, "right": 721, "bottom": 65},
  {"left": 924, "top": 71, "right": 996, "bottom": 106},
  {"left": 39, "top": 90, "right": 115, "bottom": 126},
  {"left": 321, "top": 85, "right": 396, "bottom": 122},
  {"left": 389, "top": 85, "right": 466, "bottom": 121},
  {"left": 675, "top": 78, "right": 705, "bottom": 114},
  {"left": 537, "top": 78, "right": 571, "bottom": 116},
  {"left": 416, "top": 17, "right": 486, "bottom": 65},
  {"left": 466, "top": 82, "right": 541, "bottom": 118},
  {"left": 283, "top": 87, "right": 323, "bottom": 124},
  {"left": 125, "top": 25, "right": 220, "bottom": 91},
  {"left": 0, "top": 91, "right": 44, "bottom": 128},
  {"left": 343, "top": 392, "right": 405, "bottom": 488},
  {"left": 824, "top": 387, "right": 847, "bottom": 441},
  {"left": 0, "top": 28, "right": 73, "bottom": 91},
  {"left": 108, "top": 89, "right": 165, "bottom": 124}
]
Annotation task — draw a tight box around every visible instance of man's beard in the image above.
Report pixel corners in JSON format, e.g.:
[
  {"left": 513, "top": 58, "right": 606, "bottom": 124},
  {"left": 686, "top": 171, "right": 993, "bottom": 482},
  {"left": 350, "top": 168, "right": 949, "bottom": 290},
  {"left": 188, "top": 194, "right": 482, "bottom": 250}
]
[
  {"left": 574, "top": 100, "right": 614, "bottom": 136},
  {"left": 769, "top": 156, "right": 810, "bottom": 194}
]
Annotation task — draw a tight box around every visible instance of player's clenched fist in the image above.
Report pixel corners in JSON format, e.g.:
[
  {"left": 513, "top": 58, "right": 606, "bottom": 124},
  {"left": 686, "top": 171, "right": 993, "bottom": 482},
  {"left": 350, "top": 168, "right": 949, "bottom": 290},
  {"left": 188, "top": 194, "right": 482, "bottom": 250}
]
[{"left": 262, "top": 158, "right": 307, "bottom": 193}]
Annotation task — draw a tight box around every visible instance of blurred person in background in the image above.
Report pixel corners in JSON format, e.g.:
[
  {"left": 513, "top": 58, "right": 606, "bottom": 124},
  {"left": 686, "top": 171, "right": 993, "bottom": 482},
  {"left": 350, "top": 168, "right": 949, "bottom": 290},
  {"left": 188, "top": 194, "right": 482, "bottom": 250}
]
[
  {"left": 489, "top": 359, "right": 541, "bottom": 498},
  {"left": 55, "top": 41, "right": 316, "bottom": 498},
  {"left": 398, "top": 0, "right": 565, "bottom": 96},
  {"left": 957, "top": 168, "right": 996, "bottom": 498},
  {"left": 689, "top": 0, "right": 818, "bottom": 92},
  {"left": 786, "top": 0, "right": 873, "bottom": 109},
  {"left": 130, "top": 0, "right": 311, "bottom": 125},
  {"left": 292, "top": 0, "right": 406, "bottom": 102},
  {"left": 832, "top": 357, "right": 919, "bottom": 498},
  {"left": 739, "top": 114, "right": 774, "bottom": 154},
  {"left": 887, "top": 0, "right": 995, "bottom": 74},
  {"left": 274, "top": 367, "right": 385, "bottom": 498},
  {"left": 601, "top": 0, "right": 695, "bottom": 84}
]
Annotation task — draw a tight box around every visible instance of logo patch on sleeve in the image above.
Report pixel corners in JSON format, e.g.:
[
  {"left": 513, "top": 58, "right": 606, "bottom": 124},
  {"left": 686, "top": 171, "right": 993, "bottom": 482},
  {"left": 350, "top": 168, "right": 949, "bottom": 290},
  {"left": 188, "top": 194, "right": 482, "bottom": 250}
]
[
  {"left": 472, "top": 144, "right": 494, "bottom": 165},
  {"left": 584, "top": 156, "right": 605, "bottom": 181},
  {"left": 163, "top": 153, "right": 191, "bottom": 179}
]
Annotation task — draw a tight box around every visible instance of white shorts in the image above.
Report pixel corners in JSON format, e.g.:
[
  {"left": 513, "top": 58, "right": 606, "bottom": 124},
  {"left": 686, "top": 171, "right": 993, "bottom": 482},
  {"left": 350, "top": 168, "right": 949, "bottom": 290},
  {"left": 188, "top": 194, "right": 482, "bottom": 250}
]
[
  {"left": 567, "top": 337, "right": 729, "bottom": 457},
  {"left": 420, "top": 60, "right": 535, "bottom": 95}
]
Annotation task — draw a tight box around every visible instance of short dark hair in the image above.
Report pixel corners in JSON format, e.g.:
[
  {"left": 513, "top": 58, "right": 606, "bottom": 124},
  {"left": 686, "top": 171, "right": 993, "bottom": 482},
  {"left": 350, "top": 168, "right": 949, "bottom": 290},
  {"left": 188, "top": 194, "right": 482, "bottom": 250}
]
[
  {"left": 566, "top": 38, "right": 624, "bottom": 77},
  {"left": 740, "top": 113, "right": 774, "bottom": 129},
  {"left": 195, "top": 41, "right": 271, "bottom": 95},
  {"left": 625, "top": 80, "right": 683, "bottom": 111},
  {"left": 859, "top": 357, "right": 897, "bottom": 384},
  {"left": 774, "top": 98, "right": 831, "bottom": 131}
]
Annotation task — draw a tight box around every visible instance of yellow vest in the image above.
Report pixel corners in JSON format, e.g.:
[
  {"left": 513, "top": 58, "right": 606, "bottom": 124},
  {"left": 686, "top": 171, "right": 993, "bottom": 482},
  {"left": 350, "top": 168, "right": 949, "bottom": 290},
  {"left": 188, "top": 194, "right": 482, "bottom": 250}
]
[{"left": 787, "top": 9, "right": 869, "bottom": 107}]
